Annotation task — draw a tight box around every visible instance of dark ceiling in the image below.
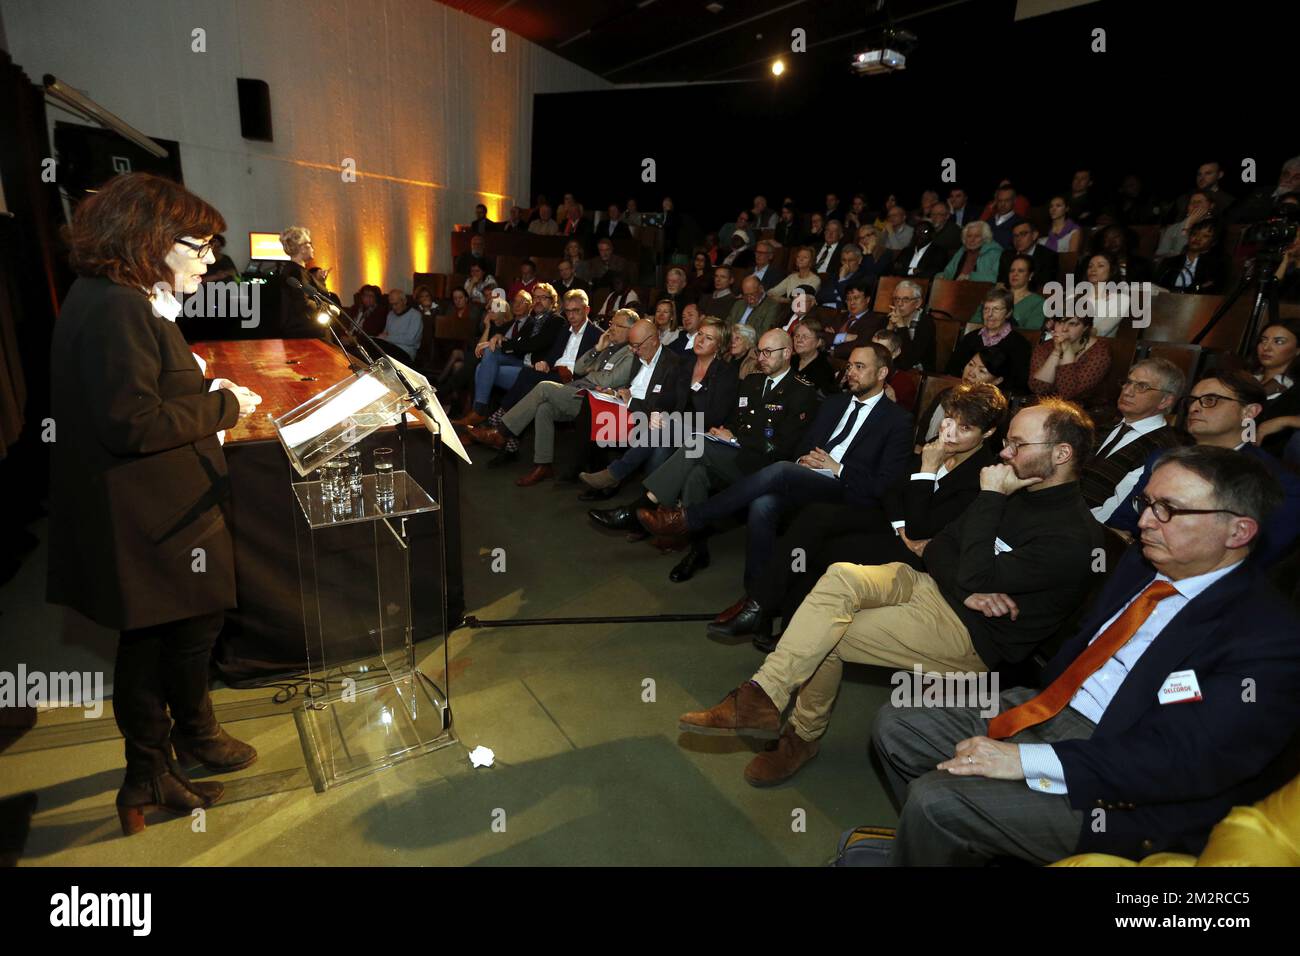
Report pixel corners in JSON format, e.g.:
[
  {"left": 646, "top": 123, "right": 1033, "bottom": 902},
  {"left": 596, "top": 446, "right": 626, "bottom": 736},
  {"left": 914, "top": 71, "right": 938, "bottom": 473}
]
[{"left": 439, "top": 0, "right": 1024, "bottom": 85}]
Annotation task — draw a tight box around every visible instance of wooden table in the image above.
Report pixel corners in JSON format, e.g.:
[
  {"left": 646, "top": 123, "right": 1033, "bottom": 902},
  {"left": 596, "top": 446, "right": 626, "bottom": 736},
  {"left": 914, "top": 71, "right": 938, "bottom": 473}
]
[{"left": 191, "top": 338, "right": 354, "bottom": 443}]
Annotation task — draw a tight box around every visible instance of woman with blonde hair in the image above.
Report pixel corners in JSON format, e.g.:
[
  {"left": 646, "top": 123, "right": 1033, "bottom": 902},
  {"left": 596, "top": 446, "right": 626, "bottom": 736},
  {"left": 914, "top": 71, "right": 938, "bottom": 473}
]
[{"left": 277, "top": 225, "right": 325, "bottom": 337}]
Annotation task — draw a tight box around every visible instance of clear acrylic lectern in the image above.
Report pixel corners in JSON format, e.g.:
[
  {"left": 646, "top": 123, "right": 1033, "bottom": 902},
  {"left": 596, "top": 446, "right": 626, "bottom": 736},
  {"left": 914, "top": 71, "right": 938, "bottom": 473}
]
[{"left": 273, "top": 357, "right": 458, "bottom": 791}]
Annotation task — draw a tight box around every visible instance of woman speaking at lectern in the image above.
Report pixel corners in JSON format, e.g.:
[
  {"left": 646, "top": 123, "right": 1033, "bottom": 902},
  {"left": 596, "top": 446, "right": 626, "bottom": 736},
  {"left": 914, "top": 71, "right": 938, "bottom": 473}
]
[{"left": 49, "top": 173, "right": 262, "bottom": 835}]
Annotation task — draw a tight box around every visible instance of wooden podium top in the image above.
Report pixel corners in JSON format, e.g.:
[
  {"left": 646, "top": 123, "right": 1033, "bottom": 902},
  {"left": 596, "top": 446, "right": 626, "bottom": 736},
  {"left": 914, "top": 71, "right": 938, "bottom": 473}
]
[{"left": 192, "top": 338, "right": 354, "bottom": 444}]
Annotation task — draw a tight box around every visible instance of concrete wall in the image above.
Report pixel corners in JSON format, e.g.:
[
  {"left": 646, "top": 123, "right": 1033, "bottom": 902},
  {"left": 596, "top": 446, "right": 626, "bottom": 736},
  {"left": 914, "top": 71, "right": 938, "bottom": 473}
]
[{"left": 0, "top": 0, "right": 608, "bottom": 292}]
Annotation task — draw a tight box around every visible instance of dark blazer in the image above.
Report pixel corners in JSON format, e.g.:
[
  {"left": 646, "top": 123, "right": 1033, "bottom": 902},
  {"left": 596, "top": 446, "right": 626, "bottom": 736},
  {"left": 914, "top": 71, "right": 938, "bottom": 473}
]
[
  {"left": 560, "top": 217, "right": 592, "bottom": 242},
  {"left": 791, "top": 351, "right": 839, "bottom": 396},
  {"left": 946, "top": 328, "right": 1032, "bottom": 391},
  {"left": 541, "top": 320, "right": 602, "bottom": 368},
  {"left": 893, "top": 311, "right": 938, "bottom": 372},
  {"left": 998, "top": 244, "right": 1059, "bottom": 290},
  {"left": 1107, "top": 443, "right": 1300, "bottom": 567},
  {"left": 47, "top": 276, "right": 241, "bottom": 630},
  {"left": 1259, "top": 382, "right": 1300, "bottom": 457},
  {"left": 795, "top": 392, "right": 913, "bottom": 507},
  {"left": 500, "top": 311, "right": 563, "bottom": 360},
  {"left": 628, "top": 345, "right": 690, "bottom": 416},
  {"left": 774, "top": 220, "right": 803, "bottom": 248},
  {"left": 891, "top": 243, "right": 949, "bottom": 280},
  {"left": 751, "top": 263, "right": 786, "bottom": 291},
  {"left": 726, "top": 370, "right": 822, "bottom": 473},
  {"left": 726, "top": 247, "right": 757, "bottom": 269},
  {"left": 932, "top": 220, "right": 962, "bottom": 257},
  {"left": 277, "top": 261, "right": 326, "bottom": 339},
  {"left": 1045, "top": 546, "right": 1300, "bottom": 858},
  {"left": 672, "top": 356, "right": 741, "bottom": 430},
  {"left": 1153, "top": 251, "right": 1228, "bottom": 295},
  {"left": 989, "top": 213, "right": 1025, "bottom": 250},
  {"left": 827, "top": 311, "right": 887, "bottom": 361},
  {"left": 817, "top": 266, "right": 873, "bottom": 308},
  {"left": 597, "top": 220, "right": 632, "bottom": 242},
  {"left": 883, "top": 444, "right": 1000, "bottom": 536}
]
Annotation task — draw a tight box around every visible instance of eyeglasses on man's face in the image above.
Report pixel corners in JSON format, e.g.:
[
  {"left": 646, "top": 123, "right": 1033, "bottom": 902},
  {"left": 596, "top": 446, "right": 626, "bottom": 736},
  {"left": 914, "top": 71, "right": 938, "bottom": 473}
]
[
  {"left": 756, "top": 346, "right": 789, "bottom": 358},
  {"left": 1183, "top": 392, "right": 1241, "bottom": 410},
  {"left": 1120, "top": 378, "right": 1170, "bottom": 394},
  {"left": 891, "top": 295, "right": 920, "bottom": 305},
  {"left": 1131, "top": 493, "right": 1245, "bottom": 523},
  {"left": 1001, "top": 438, "right": 1054, "bottom": 455}
]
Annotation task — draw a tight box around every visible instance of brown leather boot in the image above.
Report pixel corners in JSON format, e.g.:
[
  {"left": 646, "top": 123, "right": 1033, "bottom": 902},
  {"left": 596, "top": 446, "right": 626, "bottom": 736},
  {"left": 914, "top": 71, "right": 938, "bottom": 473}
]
[
  {"left": 678, "top": 681, "right": 780, "bottom": 739},
  {"left": 116, "top": 753, "right": 224, "bottom": 836},
  {"left": 171, "top": 700, "right": 258, "bottom": 773},
  {"left": 743, "top": 725, "right": 820, "bottom": 787}
]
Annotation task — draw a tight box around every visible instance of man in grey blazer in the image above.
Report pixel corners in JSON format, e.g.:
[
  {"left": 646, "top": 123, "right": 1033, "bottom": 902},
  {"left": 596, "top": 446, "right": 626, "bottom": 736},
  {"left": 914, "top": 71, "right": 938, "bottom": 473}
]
[
  {"left": 725, "top": 275, "right": 781, "bottom": 338},
  {"left": 486, "top": 308, "right": 639, "bottom": 468}
]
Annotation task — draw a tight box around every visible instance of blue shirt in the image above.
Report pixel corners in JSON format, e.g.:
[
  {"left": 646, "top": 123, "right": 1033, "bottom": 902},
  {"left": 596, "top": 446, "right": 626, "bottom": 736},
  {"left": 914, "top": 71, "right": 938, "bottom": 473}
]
[
  {"left": 383, "top": 308, "right": 423, "bottom": 359},
  {"left": 1018, "top": 561, "right": 1242, "bottom": 794}
]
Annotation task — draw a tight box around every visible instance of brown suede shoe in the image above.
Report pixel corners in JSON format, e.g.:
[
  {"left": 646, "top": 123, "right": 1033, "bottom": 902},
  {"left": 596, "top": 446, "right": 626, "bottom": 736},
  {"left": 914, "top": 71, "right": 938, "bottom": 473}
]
[
  {"left": 637, "top": 506, "right": 688, "bottom": 537},
  {"left": 579, "top": 469, "right": 619, "bottom": 490},
  {"left": 515, "top": 464, "right": 554, "bottom": 487},
  {"left": 678, "top": 681, "right": 780, "bottom": 739},
  {"left": 469, "top": 425, "right": 506, "bottom": 450},
  {"left": 743, "top": 725, "right": 819, "bottom": 787}
]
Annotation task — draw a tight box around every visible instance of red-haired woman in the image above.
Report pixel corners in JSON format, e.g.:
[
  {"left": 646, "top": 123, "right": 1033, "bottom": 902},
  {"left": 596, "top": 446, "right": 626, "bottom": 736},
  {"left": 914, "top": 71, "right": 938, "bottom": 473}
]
[{"left": 51, "top": 173, "right": 262, "bottom": 835}]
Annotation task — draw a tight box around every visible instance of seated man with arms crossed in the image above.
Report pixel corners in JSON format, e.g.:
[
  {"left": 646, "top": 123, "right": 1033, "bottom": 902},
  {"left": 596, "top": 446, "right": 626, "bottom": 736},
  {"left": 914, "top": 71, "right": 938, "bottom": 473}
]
[
  {"left": 678, "top": 399, "right": 1102, "bottom": 787},
  {"left": 867, "top": 446, "right": 1299, "bottom": 866}
]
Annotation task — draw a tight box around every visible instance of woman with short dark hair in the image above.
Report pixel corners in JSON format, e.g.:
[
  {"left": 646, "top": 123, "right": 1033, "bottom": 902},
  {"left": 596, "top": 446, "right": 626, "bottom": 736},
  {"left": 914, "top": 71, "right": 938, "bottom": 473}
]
[{"left": 52, "top": 173, "right": 262, "bottom": 835}]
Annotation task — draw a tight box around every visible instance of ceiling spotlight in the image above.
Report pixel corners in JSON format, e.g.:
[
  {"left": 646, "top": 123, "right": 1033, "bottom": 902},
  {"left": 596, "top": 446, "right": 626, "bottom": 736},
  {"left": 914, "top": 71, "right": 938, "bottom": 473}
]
[{"left": 771, "top": 59, "right": 785, "bottom": 76}]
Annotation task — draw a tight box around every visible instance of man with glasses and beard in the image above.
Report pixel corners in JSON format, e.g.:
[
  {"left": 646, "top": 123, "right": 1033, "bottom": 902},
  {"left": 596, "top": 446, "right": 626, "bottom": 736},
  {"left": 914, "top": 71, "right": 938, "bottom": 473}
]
[
  {"left": 676, "top": 399, "right": 1101, "bottom": 787},
  {"left": 1107, "top": 370, "right": 1300, "bottom": 566}
]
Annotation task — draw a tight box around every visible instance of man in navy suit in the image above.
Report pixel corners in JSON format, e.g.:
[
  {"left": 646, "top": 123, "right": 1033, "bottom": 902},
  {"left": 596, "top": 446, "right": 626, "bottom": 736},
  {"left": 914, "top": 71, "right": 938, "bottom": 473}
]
[
  {"left": 1107, "top": 370, "right": 1300, "bottom": 566},
  {"left": 640, "top": 343, "right": 912, "bottom": 634},
  {"left": 868, "top": 445, "right": 1299, "bottom": 865}
]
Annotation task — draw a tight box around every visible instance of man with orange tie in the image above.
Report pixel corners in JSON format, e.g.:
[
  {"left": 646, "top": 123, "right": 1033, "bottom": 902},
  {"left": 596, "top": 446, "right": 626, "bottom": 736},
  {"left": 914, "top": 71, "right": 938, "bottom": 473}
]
[
  {"left": 678, "top": 400, "right": 1101, "bottom": 784},
  {"left": 867, "top": 445, "right": 1299, "bottom": 866}
]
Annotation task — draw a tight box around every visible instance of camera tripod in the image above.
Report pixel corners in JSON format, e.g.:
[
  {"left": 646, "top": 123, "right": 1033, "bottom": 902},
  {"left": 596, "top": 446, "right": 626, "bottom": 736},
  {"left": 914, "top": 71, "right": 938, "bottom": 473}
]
[{"left": 1192, "top": 248, "right": 1285, "bottom": 358}]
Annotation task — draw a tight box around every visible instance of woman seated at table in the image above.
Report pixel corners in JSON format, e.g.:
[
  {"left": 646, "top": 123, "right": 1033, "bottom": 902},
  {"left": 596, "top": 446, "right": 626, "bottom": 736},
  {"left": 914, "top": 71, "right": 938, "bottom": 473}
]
[
  {"left": 789, "top": 316, "right": 838, "bottom": 396},
  {"left": 1253, "top": 320, "right": 1300, "bottom": 458},
  {"left": 915, "top": 347, "right": 1009, "bottom": 450},
  {"left": 945, "top": 287, "right": 1031, "bottom": 390},
  {"left": 1029, "top": 311, "right": 1111, "bottom": 405}
]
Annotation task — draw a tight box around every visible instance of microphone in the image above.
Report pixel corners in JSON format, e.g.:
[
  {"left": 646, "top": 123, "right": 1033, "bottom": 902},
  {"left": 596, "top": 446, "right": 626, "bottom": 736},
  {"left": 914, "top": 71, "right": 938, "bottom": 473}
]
[
  {"left": 286, "top": 276, "right": 342, "bottom": 317},
  {"left": 286, "top": 276, "right": 375, "bottom": 365}
]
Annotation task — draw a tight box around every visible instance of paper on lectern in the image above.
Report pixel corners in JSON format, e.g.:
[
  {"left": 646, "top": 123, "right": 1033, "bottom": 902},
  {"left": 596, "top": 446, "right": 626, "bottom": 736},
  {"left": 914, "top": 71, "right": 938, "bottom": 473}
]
[
  {"left": 386, "top": 356, "right": 472, "bottom": 465},
  {"left": 279, "top": 373, "right": 392, "bottom": 448}
]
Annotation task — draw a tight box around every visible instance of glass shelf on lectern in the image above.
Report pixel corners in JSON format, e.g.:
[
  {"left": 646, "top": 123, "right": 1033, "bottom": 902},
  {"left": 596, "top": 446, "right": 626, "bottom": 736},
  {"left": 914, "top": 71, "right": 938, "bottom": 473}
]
[{"left": 291, "top": 471, "right": 439, "bottom": 529}]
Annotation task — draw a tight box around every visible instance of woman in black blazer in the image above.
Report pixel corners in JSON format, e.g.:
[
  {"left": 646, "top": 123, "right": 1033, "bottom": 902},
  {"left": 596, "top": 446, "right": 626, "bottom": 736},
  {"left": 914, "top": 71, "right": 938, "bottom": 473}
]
[
  {"left": 789, "top": 317, "right": 839, "bottom": 396},
  {"left": 50, "top": 174, "right": 261, "bottom": 835},
  {"left": 752, "top": 383, "right": 1007, "bottom": 647},
  {"left": 276, "top": 225, "right": 328, "bottom": 338}
]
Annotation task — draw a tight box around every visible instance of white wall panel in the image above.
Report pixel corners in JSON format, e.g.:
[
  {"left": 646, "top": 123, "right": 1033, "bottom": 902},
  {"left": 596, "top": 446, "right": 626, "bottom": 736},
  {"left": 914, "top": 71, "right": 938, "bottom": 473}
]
[{"left": 1, "top": 0, "right": 607, "bottom": 292}]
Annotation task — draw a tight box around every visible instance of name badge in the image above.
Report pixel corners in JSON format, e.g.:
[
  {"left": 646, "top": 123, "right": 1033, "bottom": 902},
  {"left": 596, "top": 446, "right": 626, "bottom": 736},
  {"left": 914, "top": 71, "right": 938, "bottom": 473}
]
[
  {"left": 691, "top": 381, "right": 703, "bottom": 391},
  {"left": 603, "top": 362, "right": 615, "bottom": 370},
  {"left": 1158, "top": 669, "right": 1203, "bottom": 705},
  {"left": 993, "top": 537, "right": 1013, "bottom": 555},
  {"left": 652, "top": 384, "right": 662, "bottom": 393},
  {"left": 738, "top": 397, "right": 749, "bottom": 408}
]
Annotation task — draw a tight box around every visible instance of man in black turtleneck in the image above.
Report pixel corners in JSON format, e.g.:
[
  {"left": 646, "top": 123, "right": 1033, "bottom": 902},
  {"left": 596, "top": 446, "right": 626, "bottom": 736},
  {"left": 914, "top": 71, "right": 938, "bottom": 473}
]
[{"left": 678, "top": 398, "right": 1104, "bottom": 787}]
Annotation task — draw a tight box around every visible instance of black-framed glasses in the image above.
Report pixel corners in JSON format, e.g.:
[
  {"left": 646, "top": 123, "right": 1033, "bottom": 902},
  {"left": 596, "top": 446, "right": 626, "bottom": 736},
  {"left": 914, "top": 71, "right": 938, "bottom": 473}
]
[
  {"left": 756, "top": 346, "right": 789, "bottom": 358},
  {"left": 1001, "top": 438, "right": 1054, "bottom": 454},
  {"left": 1131, "top": 493, "right": 1246, "bottom": 523},
  {"left": 176, "top": 237, "right": 215, "bottom": 258},
  {"left": 1183, "top": 393, "right": 1241, "bottom": 410},
  {"left": 1120, "top": 378, "right": 1171, "bottom": 394}
]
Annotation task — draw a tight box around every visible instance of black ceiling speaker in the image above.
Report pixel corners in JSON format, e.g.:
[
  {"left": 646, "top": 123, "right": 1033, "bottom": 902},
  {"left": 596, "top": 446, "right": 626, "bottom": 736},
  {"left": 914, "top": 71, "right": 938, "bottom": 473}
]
[{"left": 236, "top": 78, "right": 272, "bottom": 141}]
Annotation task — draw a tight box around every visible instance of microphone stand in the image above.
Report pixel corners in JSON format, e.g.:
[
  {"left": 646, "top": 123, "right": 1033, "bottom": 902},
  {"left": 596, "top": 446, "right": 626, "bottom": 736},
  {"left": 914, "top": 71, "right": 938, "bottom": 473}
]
[{"left": 287, "top": 277, "right": 435, "bottom": 417}]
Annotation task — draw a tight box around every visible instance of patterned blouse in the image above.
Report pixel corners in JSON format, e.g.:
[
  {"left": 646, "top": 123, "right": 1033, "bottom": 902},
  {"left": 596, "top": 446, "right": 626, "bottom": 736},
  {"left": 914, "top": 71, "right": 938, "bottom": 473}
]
[{"left": 1029, "top": 338, "right": 1111, "bottom": 403}]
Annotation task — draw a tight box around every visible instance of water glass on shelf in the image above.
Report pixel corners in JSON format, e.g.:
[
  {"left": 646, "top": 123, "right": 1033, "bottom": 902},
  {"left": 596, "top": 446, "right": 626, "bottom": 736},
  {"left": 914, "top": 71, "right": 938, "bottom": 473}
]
[
  {"left": 342, "top": 446, "right": 362, "bottom": 494},
  {"left": 373, "top": 447, "right": 395, "bottom": 510}
]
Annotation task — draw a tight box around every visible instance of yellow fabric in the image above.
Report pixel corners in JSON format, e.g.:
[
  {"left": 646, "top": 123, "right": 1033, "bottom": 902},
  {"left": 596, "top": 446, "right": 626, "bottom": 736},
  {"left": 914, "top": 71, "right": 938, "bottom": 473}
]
[{"left": 1051, "top": 773, "right": 1300, "bottom": 868}]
